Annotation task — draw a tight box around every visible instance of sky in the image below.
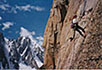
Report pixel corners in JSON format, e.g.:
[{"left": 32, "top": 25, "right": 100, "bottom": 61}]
[{"left": 0, "top": 0, "right": 53, "bottom": 39}]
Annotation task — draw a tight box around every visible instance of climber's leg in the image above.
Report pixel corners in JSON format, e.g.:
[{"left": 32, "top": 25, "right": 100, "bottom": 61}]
[
  {"left": 76, "top": 28, "right": 85, "bottom": 37},
  {"left": 77, "top": 25, "right": 86, "bottom": 38},
  {"left": 77, "top": 25, "right": 85, "bottom": 33}
]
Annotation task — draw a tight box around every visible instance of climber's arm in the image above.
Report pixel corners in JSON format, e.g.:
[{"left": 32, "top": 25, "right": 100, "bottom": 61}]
[
  {"left": 73, "top": 30, "right": 75, "bottom": 39},
  {"left": 70, "top": 30, "right": 76, "bottom": 41}
]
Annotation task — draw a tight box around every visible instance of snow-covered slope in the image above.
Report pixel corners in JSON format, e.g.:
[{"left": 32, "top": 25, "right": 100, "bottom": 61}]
[{"left": 0, "top": 32, "right": 44, "bottom": 69}]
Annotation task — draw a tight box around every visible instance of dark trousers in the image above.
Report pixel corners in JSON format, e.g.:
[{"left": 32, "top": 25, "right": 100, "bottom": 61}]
[{"left": 72, "top": 24, "right": 85, "bottom": 39}]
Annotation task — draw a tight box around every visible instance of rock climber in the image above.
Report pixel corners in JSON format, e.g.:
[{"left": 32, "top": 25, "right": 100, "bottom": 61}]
[{"left": 69, "top": 15, "right": 86, "bottom": 41}]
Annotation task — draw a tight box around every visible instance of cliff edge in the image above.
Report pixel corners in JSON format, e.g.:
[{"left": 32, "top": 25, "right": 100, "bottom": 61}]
[{"left": 42, "top": 0, "right": 102, "bottom": 69}]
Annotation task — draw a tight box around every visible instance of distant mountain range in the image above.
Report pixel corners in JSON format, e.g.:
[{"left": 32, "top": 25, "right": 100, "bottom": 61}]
[{"left": 0, "top": 32, "right": 44, "bottom": 69}]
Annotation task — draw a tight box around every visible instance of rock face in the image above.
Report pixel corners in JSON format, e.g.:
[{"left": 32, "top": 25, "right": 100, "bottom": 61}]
[{"left": 42, "top": 0, "right": 102, "bottom": 69}]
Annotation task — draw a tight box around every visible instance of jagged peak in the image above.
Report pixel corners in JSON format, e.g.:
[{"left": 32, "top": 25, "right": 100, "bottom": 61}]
[{"left": 0, "top": 32, "right": 44, "bottom": 69}]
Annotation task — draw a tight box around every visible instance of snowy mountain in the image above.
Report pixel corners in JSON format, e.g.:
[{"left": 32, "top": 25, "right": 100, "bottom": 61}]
[{"left": 0, "top": 32, "right": 44, "bottom": 69}]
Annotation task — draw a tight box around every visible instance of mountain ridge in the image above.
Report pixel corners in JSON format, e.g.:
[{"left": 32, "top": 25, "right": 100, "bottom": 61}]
[{"left": 0, "top": 32, "right": 44, "bottom": 69}]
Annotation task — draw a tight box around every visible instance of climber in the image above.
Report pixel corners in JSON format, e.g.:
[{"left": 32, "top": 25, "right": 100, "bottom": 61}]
[{"left": 69, "top": 15, "right": 86, "bottom": 41}]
